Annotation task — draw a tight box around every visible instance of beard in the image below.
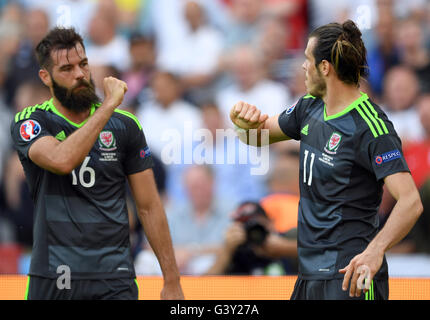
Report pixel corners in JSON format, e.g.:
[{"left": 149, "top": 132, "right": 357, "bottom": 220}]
[
  {"left": 52, "top": 76, "right": 100, "bottom": 113},
  {"left": 308, "top": 68, "right": 327, "bottom": 98}
]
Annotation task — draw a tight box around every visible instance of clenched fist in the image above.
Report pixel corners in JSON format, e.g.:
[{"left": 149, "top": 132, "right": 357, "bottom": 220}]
[
  {"left": 103, "top": 76, "right": 128, "bottom": 108},
  {"left": 230, "top": 101, "right": 269, "bottom": 131}
]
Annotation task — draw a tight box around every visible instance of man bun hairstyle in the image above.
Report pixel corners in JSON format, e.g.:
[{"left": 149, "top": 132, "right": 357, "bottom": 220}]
[
  {"left": 310, "top": 20, "right": 368, "bottom": 86},
  {"left": 35, "top": 27, "right": 85, "bottom": 71}
]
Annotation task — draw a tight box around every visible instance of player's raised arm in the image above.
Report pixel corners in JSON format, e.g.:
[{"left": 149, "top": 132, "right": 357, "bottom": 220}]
[
  {"left": 230, "top": 101, "right": 291, "bottom": 146},
  {"left": 28, "top": 77, "right": 127, "bottom": 175}
]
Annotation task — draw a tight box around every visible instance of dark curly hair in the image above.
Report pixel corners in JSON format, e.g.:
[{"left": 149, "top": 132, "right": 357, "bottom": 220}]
[{"left": 35, "top": 27, "right": 85, "bottom": 71}]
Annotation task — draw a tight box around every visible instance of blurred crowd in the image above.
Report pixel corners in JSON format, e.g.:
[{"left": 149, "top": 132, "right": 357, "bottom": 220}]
[{"left": 0, "top": 0, "right": 430, "bottom": 276}]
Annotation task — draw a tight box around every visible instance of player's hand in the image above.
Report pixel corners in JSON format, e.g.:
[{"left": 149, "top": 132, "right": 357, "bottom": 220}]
[
  {"left": 230, "top": 101, "right": 269, "bottom": 131},
  {"left": 339, "top": 247, "right": 384, "bottom": 298},
  {"left": 103, "top": 76, "right": 128, "bottom": 108},
  {"left": 161, "top": 281, "right": 185, "bottom": 300}
]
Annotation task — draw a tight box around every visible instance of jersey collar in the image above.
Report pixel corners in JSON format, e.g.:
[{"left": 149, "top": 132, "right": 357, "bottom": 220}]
[
  {"left": 48, "top": 98, "right": 98, "bottom": 128},
  {"left": 323, "top": 92, "right": 369, "bottom": 121}
]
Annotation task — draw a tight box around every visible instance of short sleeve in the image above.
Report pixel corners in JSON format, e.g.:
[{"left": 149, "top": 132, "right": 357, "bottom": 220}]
[
  {"left": 277, "top": 97, "right": 305, "bottom": 140},
  {"left": 360, "top": 133, "right": 410, "bottom": 181},
  {"left": 123, "top": 119, "right": 154, "bottom": 176},
  {"left": 10, "top": 112, "right": 53, "bottom": 160}
]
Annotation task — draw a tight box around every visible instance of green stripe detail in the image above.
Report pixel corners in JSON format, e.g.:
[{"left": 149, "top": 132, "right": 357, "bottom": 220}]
[
  {"left": 134, "top": 278, "right": 140, "bottom": 299},
  {"left": 114, "top": 109, "right": 142, "bottom": 130},
  {"left": 363, "top": 100, "right": 389, "bottom": 134},
  {"left": 355, "top": 104, "right": 378, "bottom": 138},
  {"left": 15, "top": 100, "right": 52, "bottom": 123},
  {"left": 303, "top": 94, "right": 316, "bottom": 99},
  {"left": 324, "top": 92, "right": 369, "bottom": 121},
  {"left": 359, "top": 103, "right": 383, "bottom": 136},
  {"left": 24, "top": 276, "right": 30, "bottom": 300},
  {"left": 365, "top": 280, "right": 374, "bottom": 301}
]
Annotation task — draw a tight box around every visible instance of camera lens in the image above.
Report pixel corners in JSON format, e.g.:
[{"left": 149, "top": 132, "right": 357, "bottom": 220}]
[{"left": 245, "top": 220, "right": 269, "bottom": 246}]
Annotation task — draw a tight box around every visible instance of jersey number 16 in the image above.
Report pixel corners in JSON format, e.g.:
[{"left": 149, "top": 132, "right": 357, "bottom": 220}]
[{"left": 71, "top": 156, "right": 95, "bottom": 188}]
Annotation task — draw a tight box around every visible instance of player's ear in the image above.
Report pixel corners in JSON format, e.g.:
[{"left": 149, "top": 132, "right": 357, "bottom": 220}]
[
  {"left": 39, "top": 69, "right": 52, "bottom": 87},
  {"left": 319, "top": 60, "right": 330, "bottom": 77}
]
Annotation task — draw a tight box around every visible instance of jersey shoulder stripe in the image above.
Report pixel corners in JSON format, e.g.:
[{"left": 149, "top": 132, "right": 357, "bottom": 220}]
[
  {"left": 354, "top": 100, "right": 389, "bottom": 139},
  {"left": 15, "top": 100, "right": 51, "bottom": 123},
  {"left": 114, "top": 109, "right": 142, "bottom": 130},
  {"left": 303, "top": 94, "right": 316, "bottom": 99}
]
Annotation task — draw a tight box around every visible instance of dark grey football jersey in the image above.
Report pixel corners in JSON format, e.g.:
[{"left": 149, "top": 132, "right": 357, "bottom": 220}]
[
  {"left": 10, "top": 98, "right": 153, "bottom": 280},
  {"left": 278, "top": 93, "right": 410, "bottom": 280}
]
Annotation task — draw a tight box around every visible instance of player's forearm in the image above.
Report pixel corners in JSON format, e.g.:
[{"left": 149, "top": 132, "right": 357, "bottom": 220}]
[
  {"left": 49, "top": 101, "right": 117, "bottom": 174},
  {"left": 235, "top": 126, "right": 268, "bottom": 147},
  {"left": 137, "top": 199, "right": 181, "bottom": 284},
  {"left": 367, "top": 192, "right": 422, "bottom": 254},
  {"left": 235, "top": 116, "right": 289, "bottom": 146}
]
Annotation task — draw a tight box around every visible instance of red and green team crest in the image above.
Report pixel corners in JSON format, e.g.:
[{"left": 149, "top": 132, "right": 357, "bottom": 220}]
[
  {"left": 327, "top": 132, "right": 342, "bottom": 151},
  {"left": 99, "top": 131, "right": 116, "bottom": 150}
]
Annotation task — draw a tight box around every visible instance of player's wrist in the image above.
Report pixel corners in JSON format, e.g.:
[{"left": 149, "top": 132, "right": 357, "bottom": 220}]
[{"left": 234, "top": 124, "right": 250, "bottom": 133}]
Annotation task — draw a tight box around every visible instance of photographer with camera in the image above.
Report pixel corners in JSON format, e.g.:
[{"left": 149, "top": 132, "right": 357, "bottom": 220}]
[{"left": 206, "top": 202, "right": 298, "bottom": 276}]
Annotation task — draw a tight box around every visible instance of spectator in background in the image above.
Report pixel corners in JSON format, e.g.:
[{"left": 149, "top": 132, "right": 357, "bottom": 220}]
[
  {"left": 406, "top": 179, "right": 430, "bottom": 254},
  {"left": 90, "top": 65, "right": 121, "bottom": 102},
  {"left": 0, "top": 62, "right": 12, "bottom": 184},
  {"left": 286, "top": 56, "right": 307, "bottom": 102},
  {"left": 4, "top": 8, "right": 49, "bottom": 107},
  {"left": 261, "top": 146, "right": 300, "bottom": 234},
  {"left": 257, "top": 17, "right": 291, "bottom": 84},
  {"left": 136, "top": 71, "right": 203, "bottom": 160},
  {"left": 136, "top": 71, "right": 203, "bottom": 202},
  {"left": 174, "top": 0, "right": 224, "bottom": 106},
  {"left": 22, "top": 0, "right": 97, "bottom": 36},
  {"left": 382, "top": 65, "right": 425, "bottom": 143},
  {"left": 135, "top": 165, "right": 232, "bottom": 275},
  {"left": 263, "top": 0, "right": 308, "bottom": 51},
  {"left": 396, "top": 16, "right": 430, "bottom": 93},
  {"left": 199, "top": 102, "right": 267, "bottom": 205},
  {"left": 366, "top": 8, "right": 400, "bottom": 99},
  {"left": 86, "top": 3, "right": 131, "bottom": 72},
  {"left": 2, "top": 80, "right": 50, "bottom": 249},
  {"left": 216, "top": 45, "right": 290, "bottom": 127},
  {"left": 0, "top": 3, "right": 22, "bottom": 79},
  {"left": 206, "top": 201, "right": 297, "bottom": 276},
  {"left": 120, "top": 34, "right": 156, "bottom": 108},
  {"left": 112, "top": 0, "right": 141, "bottom": 36},
  {"left": 222, "top": 0, "right": 265, "bottom": 51},
  {"left": 403, "top": 93, "right": 430, "bottom": 189},
  {"left": 138, "top": 0, "right": 189, "bottom": 74}
]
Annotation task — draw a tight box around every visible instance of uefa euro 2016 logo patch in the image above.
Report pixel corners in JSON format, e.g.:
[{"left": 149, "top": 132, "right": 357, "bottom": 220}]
[
  {"left": 375, "top": 149, "right": 401, "bottom": 165},
  {"left": 20, "top": 120, "right": 41, "bottom": 141},
  {"left": 286, "top": 100, "right": 298, "bottom": 114}
]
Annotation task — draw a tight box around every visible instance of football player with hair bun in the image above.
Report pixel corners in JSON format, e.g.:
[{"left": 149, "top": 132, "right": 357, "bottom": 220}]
[{"left": 231, "top": 20, "right": 422, "bottom": 300}]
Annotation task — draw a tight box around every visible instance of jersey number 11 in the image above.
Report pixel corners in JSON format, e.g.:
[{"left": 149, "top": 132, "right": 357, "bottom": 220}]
[{"left": 303, "top": 149, "right": 315, "bottom": 186}]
